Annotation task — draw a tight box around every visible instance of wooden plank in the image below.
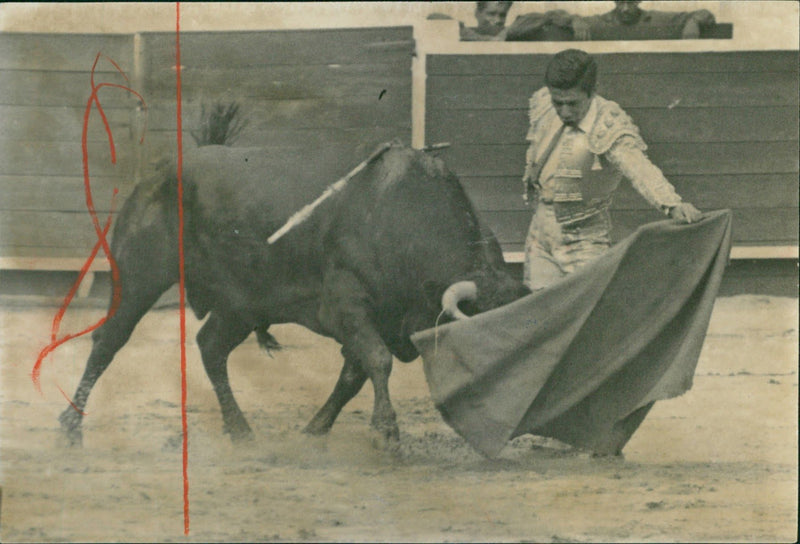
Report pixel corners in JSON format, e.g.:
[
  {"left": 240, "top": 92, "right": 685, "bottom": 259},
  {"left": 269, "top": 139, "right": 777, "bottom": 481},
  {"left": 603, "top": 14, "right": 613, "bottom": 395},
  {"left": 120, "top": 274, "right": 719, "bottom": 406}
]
[
  {"left": 0, "top": 210, "right": 120, "bottom": 250},
  {"left": 502, "top": 23, "right": 733, "bottom": 43},
  {"left": 612, "top": 174, "right": 800, "bottom": 209},
  {"left": 728, "top": 247, "right": 799, "bottom": 259},
  {"left": 141, "top": 27, "right": 414, "bottom": 69},
  {"left": 701, "top": 23, "right": 734, "bottom": 39},
  {"left": 440, "top": 141, "right": 798, "bottom": 177},
  {"left": 0, "top": 105, "right": 132, "bottom": 142},
  {"left": 0, "top": 255, "right": 111, "bottom": 272},
  {"left": 0, "top": 175, "right": 133, "bottom": 212},
  {"left": 718, "top": 258, "right": 798, "bottom": 296},
  {"left": 502, "top": 247, "right": 800, "bottom": 263},
  {"left": 460, "top": 176, "right": 529, "bottom": 212},
  {"left": 0, "top": 70, "right": 140, "bottom": 108},
  {"left": 426, "top": 51, "right": 799, "bottom": 76},
  {"left": 140, "top": 127, "right": 412, "bottom": 165},
  {"left": 144, "top": 62, "right": 409, "bottom": 95},
  {"left": 629, "top": 107, "right": 798, "bottom": 144},
  {"left": 0, "top": 33, "right": 133, "bottom": 72},
  {"left": 0, "top": 245, "right": 118, "bottom": 261},
  {"left": 480, "top": 207, "right": 799, "bottom": 247},
  {"left": 646, "top": 141, "right": 799, "bottom": 176},
  {"left": 426, "top": 106, "right": 798, "bottom": 145},
  {"left": 427, "top": 55, "right": 550, "bottom": 77},
  {"left": 0, "top": 139, "right": 135, "bottom": 177},
  {"left": 426, "top": 72, "right": 800, "bottom": 110},
  {"left": 145, "top": 71, "right": 410, "bottom": 105},
  {"left": 145, "top": 98, "right": 411, "bottom": 132},
  {"left": 459, "top": 173, "right": 800, "bottom": 212},
  {"left": 612, "top": 208, "right": 800, "bottom": 245},
  {"left": 586, "top": 22, "right": 729, "bottom": 41},
  {"left": 145, "top": 70, "right": 411, "bottom": 106}
]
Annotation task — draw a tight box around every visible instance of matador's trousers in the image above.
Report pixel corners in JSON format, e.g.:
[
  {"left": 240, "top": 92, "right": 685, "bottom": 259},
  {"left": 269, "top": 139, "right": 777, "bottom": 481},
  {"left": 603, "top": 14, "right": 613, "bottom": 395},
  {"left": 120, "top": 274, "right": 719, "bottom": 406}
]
[{"left": 523, "top": 203, "right": 612, "bottom": 291}]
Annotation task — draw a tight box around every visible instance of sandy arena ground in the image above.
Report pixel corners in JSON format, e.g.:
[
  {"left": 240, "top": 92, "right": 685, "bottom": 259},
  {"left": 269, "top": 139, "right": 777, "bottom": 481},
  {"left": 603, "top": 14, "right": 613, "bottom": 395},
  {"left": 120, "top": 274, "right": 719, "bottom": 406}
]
[{"left": 0, "top": 294, "right": 797, "bottom": 542}]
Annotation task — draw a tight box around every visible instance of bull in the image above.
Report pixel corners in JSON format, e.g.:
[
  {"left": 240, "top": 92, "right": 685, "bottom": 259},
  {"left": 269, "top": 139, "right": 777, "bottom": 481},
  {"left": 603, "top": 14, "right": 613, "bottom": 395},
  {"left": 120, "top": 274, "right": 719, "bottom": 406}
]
[{"left": 58, "top": 141, "right": 530, "bottom": 447}]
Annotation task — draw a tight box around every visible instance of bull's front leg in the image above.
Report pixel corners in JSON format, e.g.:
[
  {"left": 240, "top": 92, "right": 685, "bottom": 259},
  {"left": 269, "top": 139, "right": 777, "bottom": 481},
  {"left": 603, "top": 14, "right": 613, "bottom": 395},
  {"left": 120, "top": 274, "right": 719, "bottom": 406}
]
[
  {"left": 304, "top": 352, "right": 367, "bottom": 435},
  {"left": 316, "top": 269, "right": 399, "bottom": 444},
  {"left": 344, "top": 321, "right": 398, "bottom": 443}
]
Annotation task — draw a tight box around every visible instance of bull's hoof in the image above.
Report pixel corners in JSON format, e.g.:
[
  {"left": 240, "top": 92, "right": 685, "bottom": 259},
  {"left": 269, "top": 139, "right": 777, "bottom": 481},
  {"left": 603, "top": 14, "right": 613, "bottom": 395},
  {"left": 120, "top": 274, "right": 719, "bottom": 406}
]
[
  {"left": 220, "top": 412, "right": 254, "bottom": 443},
  {"left": 58, "top": 410, "right": 83, "bottom": 448},
  {"left": 302, "top": 425, "right": 330, "bottom": 437},
  {"left": 370, "top": 429, "right": 401, "bottom": 455},
  {"left": 302, "top": 420, "right": 333, "bottom": 436},
  {"left": 226, "top": 426, "right": 255, "bottom": 444},
  {"left": 591, "top": 450, "right": 625, "bottom": 460},
  {"left": 371, "top": 413, "right": 399, "bottom": 440},
  {"left": 369, "top": 420, "right": 400, "bottom": 451}
]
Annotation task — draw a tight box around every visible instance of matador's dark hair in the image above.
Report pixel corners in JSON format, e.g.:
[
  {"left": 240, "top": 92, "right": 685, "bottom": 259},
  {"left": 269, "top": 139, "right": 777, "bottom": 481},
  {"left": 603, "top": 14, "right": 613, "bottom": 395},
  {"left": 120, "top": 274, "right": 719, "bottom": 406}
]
[{"left": 545, "top": 49, "right": 598, "bottom": 95}]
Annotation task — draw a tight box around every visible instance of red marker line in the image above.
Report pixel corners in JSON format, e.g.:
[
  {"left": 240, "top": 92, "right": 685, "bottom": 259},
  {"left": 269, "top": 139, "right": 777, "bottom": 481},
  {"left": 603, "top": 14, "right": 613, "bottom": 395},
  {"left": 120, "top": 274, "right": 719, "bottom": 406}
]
[
  {"left": 175, "top": 1, "right": 190, "bottom": 535},
  {"left": 57, "top": 384, "right": 88, "bottom": 416},
  {"left": 32, "top": 204, "right": 115, "bottom": 393},
  {"left": 32, "top": 54, "right": 146, "bottom": 398}
]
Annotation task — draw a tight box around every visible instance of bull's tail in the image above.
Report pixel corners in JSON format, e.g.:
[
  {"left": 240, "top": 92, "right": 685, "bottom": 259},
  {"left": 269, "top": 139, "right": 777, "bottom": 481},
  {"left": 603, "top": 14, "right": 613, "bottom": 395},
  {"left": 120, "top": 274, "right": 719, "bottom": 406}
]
[
  {"left": 255, "top": 326, "right": 282, "bottom": 356},
  {"left": 190, "top": 101, "right": 248, "bottom": 147}
]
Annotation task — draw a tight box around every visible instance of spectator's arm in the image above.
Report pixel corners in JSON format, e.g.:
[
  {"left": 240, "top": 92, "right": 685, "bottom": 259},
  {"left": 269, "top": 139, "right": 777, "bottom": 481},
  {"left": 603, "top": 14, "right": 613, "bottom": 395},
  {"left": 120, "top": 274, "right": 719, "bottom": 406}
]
[
  {"left": 689, "top": 9, "right": 717, "bottom": 27},
  {"left": 681, "top": 9, "right": 716, "bottom": 38},
  {"left": 504, "top": 12, "right": 549, "bottom": 40}
]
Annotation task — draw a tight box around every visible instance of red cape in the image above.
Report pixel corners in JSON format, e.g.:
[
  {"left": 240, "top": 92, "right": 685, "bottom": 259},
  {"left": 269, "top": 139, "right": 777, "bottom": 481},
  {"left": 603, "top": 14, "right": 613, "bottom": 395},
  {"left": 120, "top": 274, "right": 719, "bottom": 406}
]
[{"left": 411, "top": 210, "right": 732, "bottom": 457}]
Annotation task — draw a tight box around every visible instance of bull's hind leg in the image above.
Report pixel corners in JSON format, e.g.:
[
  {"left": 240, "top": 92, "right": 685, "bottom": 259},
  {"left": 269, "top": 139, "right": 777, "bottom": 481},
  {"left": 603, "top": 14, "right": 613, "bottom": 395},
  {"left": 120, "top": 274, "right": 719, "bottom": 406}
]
[
  {"left": 303, "top": 353, "right": 367, "bottom": 435},
  {"left": 59, "top": 183, "right": 178, "bottom": 446},
  {"left": 196, "top": 312, "right": 253, "bottom": 441},
  {"left": 59, "top": 277, "right": 175, "bottom": 446}
]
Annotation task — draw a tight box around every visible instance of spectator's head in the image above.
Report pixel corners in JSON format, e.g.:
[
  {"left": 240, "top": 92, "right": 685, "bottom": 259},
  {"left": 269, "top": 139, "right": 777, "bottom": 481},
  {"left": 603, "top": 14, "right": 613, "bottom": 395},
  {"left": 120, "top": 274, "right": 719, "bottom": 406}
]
[
  {"left": 612, "top": 1, "right": 644, "bottom": 25},
  {"left": 545, "top": 49, "right": 597, "bottom": 126},
  {"left": 475, "top": 1, "right": 513, "bottom": 36}
]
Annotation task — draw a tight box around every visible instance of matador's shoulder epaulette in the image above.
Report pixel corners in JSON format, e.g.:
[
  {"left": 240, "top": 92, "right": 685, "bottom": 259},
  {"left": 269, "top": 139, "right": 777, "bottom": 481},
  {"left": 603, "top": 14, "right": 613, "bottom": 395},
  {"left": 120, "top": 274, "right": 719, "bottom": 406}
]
[
  {"left": 527, "top": 87, "right": 558, "bottom": 143},
  {"left": 528, "top": 87, "right": 553, "bottom": 125},
  {"left": 588, "top": 97, "right": 647, "bottom": 155}
]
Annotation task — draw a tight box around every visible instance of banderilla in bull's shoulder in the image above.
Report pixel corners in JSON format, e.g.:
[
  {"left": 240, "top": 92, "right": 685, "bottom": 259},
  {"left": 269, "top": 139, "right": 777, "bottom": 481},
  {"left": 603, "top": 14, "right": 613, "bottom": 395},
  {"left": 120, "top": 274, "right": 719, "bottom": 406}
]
[{"left": 267, "top": 141, "right": 399, "bottom": 244}]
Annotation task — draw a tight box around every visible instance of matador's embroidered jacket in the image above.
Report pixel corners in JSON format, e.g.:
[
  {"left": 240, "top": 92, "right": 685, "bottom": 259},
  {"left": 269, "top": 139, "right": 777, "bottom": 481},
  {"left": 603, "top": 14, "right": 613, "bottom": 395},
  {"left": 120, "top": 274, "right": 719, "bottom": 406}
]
[{"left": 524, "top": 87, "right": 682, "bottom": 224}]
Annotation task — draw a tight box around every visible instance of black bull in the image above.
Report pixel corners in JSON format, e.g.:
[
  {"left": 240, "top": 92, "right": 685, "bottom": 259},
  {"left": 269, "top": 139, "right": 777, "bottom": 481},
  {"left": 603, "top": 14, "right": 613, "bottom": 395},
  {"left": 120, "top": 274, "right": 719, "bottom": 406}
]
[{"left": 59, "top": 143, "right": 530, "bottom": 446}]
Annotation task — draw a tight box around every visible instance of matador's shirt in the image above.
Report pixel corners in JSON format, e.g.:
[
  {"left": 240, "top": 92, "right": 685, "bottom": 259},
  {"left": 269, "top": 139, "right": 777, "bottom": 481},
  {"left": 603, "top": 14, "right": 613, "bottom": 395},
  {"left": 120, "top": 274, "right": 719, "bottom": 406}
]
[{"left": 524, "top": 87, "right": 682, "bottom": 224}]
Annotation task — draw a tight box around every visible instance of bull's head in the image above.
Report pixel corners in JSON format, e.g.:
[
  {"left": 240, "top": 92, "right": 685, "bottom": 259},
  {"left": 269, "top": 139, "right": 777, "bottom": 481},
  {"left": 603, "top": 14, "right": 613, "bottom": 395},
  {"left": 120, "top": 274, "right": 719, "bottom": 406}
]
[{"left": 441, "top": 271, "right": 530, "bottom": 321}]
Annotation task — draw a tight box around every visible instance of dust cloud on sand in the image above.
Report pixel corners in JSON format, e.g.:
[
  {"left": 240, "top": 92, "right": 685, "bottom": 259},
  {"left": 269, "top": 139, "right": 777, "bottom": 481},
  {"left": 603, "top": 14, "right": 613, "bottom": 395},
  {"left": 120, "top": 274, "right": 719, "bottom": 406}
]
[{"left": 1, "top": 295, "right": 797, "bottom": 542}]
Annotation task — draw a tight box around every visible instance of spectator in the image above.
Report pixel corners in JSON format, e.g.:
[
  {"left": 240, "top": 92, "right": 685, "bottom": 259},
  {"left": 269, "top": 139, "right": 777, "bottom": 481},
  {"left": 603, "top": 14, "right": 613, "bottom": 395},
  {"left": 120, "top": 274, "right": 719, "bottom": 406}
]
[
  {"left": 577, "top": 1, "right": 717, "bottom": 40},
  {"left": 427, "top": 2, "right": 513, "bottom": 42},
  {"left": 462, "top": 1, "right": 514, "bottom": 41},
  {"left": 505, "top": 9, "right": 588, "bottom": 41},
  {"left": 521, "top": 49, "right": 702, "bottom": 290}
]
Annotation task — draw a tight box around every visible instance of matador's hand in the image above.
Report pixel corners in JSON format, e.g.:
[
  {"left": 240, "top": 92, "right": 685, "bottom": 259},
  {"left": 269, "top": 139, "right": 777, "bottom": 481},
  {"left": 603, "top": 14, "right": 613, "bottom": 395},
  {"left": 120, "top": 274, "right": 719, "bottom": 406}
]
[{"left": 669, "top": 202, "right": 703, "bottom": 223}]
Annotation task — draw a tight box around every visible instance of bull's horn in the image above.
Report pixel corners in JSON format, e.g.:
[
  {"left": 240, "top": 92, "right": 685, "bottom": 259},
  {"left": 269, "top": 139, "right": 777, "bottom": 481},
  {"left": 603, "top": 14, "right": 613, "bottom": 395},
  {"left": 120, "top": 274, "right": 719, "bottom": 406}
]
[{"left": 441, "top": 281, "right": 478, "bottom": 320}]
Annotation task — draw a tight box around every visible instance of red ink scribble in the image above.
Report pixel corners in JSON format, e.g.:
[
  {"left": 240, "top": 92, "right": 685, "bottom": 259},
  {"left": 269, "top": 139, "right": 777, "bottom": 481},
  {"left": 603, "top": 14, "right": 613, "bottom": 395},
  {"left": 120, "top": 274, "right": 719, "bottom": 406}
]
[
  {"left": 57, "top": 384, "right": 88, "bottom": 416},
  {"left": 176, "top": 1, "right": 190, "bottom": 535},
  {"left": 31, "top": 53, "right": 147, "bottom": 399}
]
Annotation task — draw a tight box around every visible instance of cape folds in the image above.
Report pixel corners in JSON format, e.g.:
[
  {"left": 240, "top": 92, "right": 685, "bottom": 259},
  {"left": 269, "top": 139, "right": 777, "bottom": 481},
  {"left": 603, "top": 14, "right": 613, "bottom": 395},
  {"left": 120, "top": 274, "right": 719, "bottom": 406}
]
[{"left": 411, "top": 210, "right": 732, "bottom": 458}]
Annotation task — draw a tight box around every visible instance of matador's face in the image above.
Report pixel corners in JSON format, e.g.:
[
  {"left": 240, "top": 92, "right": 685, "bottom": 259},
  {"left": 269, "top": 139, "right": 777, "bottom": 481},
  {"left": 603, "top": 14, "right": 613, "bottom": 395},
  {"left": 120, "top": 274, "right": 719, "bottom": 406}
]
[{"left": 549, "top": 86, "right": 593, "bottom": 128}]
